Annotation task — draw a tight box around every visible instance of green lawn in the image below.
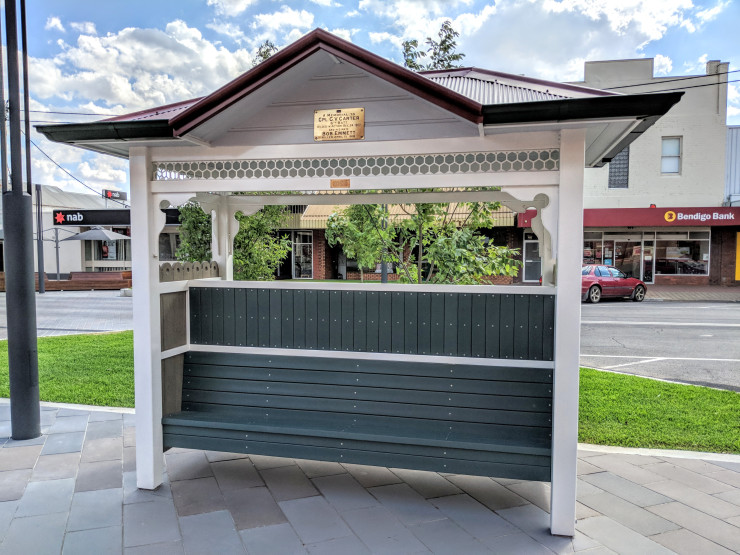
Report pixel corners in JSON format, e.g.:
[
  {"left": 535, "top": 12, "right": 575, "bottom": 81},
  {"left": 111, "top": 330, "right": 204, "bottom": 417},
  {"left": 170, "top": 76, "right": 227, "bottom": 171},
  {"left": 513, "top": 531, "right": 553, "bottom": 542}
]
[{"left": 2, "top": 333, "right": 739, "bottom": 454}]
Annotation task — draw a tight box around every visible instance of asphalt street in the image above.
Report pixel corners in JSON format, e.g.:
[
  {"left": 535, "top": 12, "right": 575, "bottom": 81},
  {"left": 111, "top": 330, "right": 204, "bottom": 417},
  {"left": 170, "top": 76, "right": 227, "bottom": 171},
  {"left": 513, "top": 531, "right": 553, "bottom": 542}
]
[
  {"left": 580, "top": 300, "right": 740, "bottom": 392},
  {"left": 0, "top": 291, "right": 738, "bottom": 391}
]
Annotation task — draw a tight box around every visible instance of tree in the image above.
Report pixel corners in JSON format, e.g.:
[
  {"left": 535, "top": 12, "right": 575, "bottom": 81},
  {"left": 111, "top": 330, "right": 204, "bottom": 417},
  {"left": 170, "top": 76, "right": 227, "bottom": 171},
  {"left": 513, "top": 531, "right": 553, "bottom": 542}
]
[
  {"left": 253, "top": 40, "right": 278, "bottom": 66},
  {"left": 326, "top": 204, "right": 394, "bottom": 281},
  {"left": 232, "top": 206, "right": 291, "bottom": 281},
  {"left": 176, "top": 201, "right": 212, "bottom": 262},
  {"left": 402, "top": 20, "right": 465, "bottom": 71}
]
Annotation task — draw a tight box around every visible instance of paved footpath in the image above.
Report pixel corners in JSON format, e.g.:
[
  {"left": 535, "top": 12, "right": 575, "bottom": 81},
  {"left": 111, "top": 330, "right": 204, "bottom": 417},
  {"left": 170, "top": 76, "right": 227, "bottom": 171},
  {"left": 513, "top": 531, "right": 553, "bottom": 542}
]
[{"left": 0, "top": 402, "right": 738, "bottom": 554}]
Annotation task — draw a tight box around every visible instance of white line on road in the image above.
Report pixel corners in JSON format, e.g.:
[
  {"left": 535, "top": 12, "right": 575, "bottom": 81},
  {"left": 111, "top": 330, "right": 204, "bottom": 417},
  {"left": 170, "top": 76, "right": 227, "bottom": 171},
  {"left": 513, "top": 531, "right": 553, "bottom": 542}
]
[
  {"left": 580, "top": 354, "right": 740, "bottom": 362},
  {"left": 581, "top": 320, "right": 740, "bottom": 327},
  {"left": 601, "top": 358, "right": 665, "bottom": 369}
]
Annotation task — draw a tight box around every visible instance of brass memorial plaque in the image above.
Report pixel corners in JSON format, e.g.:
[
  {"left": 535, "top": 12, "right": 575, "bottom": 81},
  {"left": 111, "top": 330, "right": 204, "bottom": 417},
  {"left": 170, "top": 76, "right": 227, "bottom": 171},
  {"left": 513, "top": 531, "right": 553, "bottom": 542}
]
[{"left": 314, "top": 108, "right": 365, "bottom": 141}]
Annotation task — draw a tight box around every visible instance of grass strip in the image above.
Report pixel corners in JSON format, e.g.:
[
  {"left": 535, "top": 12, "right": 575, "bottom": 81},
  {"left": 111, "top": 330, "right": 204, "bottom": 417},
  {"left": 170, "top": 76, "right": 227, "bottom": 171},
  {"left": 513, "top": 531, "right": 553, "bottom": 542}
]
[
  {"left": 579, "top": 367, "right": 740, "bottom": 454},
  {"left": 0, "top": 331, "right": 134, "bottom": 408}
]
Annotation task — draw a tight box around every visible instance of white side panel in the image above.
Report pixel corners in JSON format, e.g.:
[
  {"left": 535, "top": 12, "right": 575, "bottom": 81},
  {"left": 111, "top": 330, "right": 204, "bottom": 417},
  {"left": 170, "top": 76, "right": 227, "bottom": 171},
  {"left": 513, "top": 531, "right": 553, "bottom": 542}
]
[
  {"left": 130, "top": 146, "right": 165, "bottom": 490},
  {"left": 550, "top": 128, "right": 585, "bottom": 537}
]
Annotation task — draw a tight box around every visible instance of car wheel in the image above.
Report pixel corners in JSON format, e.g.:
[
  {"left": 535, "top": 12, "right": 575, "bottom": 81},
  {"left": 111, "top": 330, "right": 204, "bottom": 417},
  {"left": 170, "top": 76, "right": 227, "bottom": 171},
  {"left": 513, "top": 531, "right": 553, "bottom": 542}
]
[
  {"left": 587, "top": 285, "right": 601, "bottom": 303},
  {"left": 632, "top": 285, "right": 646, "bottom": 302}
]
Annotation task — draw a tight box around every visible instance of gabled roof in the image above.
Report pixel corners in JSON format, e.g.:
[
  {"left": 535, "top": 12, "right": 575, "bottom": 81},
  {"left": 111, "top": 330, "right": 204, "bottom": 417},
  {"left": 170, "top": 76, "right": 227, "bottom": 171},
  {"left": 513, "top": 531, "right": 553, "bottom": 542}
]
[{"left": 37, "top": 28, "right": 683, "bottom": 166}]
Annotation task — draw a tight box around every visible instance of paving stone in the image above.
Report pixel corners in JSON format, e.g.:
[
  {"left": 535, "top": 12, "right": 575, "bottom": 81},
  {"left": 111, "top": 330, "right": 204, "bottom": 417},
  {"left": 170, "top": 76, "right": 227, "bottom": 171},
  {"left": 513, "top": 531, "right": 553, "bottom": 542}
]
[
  {"left": 75, "top": 459, "right": 122, "bottom": 492},
  {"left": 497, "top": 504, "right": 578, "bottom": 553},
  {"left": 0, "top": 501, "right": 18, "bottom": 543},
  {"left": 240, "top": 522, "right": 307, "bottom": 555},
  {"left": 581, "top": 472, "right": 672, "bottom": 507},
  {"left": 123, "top": 498, "right": 182, "bottom": 547},
  {"left": 445, "top": 474, "right": 529, "bottom": 511},
  {"left": 0, "top": 406, "right": 10, "bottom": 421},
  {"left": 0, "top": 444, "right": 42, "bottom": 470},
  {"left": 42, "top": 432, "right": 85, "bottom": 455},
  {"left": 248, "top": 454, "right": 295, "bottom": 470},
  {"left": 389, "top": 468, "right": 462, "bottom": 499},
  {"left": 710, "top": 460, "right": 740, "bottom": 473},
  {"left": 165, "top": 450, "right": 213, "bottom": 481},
  {"left": 67, "top": 487, "right": 123, "bottom": 531},
  {"left": 706, "top": 469, "right": 740, "bottom": 489},
  {"left": 504, "top": 480, "right": 550, "bottom": 512},
  {"left": 577, "top": 449, "right": 605, "bottom": 458},
  {"left": 57, "top": 409, "right": 91, "bottom": 418},
  {"left": 0, "top": 511, "right": 68, "bottom": 555},
  {"left": 576, "top": 515, "right": 674, "bottom": 554},
  {"left": 223, "top": 485, "right": 287, "bottom": 530},
  {"left": 482, "top": 532, "right": 553, "bottom": 554},
  {"left": 123, "top": 446, "right": 136, "bottom": 472},
  {"left": 124, "top": 541, "right": 184, "bottom": 555},
  {"left": 341, "top": 463, "right": 403, "bottom": 488},
  {"left": 123, "top": 413, "right": 136, "bottom": 428},
  {"left": 63, "top": 525, "right": 122, "bottom": 555},
  {"left": 584, "top": 455, "right": 665, "bottom": 485},
  {"left": 578, "top": 491, "right": 679, "bottom": 536},
  {"left": 123, "top": 427, "right": 136, "bottom": 448},
  {"left": 0, "top": 469, "right": 32, "bottom": 501},
  {"left": 204, "top": 451, "right": 248, "bottom": 463},
  {"left": 180, "top": 510, "right": 246, "bottom": 554},
  {"left": 295, "top": 458, "right": 346, "bottom": 478},
  {"left": 307, "top": 534, "right": 370, "bottom": 555},
  {"left": 32, "top": 452, "right": 81, "bottom": 481},
  {"left": 279, "top": 495, "right": 351, "bottom": 545},
  {"left": 123, "top": 470, "right": 172, "bottom": 505},
  {"left": 312, "top": 473, "right": 378, "bottom": 511},
  {"left": 577, "top": 459, "right": 602, "bottom": 475},
  {"left": 577, "top": 501, "right": 601, "bottom": 520},
  {"left": 3, "top": 436, "right": 46, "bottom": 448},
  {"left": 648, "top": 501, "right": 740, "bottom": 551},
  {"left": 643, "top": 462, "right": 734, "bottom": 494},
  {"left": 261, "top": 464, "right": 318, "bottom": 501},
  {"left": 649, "top": 528, "right": 735, "bottom": 555},
  {"left": 577, "top": 478, "right": 605, "bottom": 498},
  {"left": 659, "top": 457, "right": 727, "bottom": 475},
  {"left": 646, "top": 479, "right": 740, "bottom": 519},
  {"left": 431, "top": 493, "right": 517, "bottom": 545},
  {"left": 610, "top": 453, "right": 663, "bottom": 466},
  {"left": 368, "top": 483, "right": 445, "bottom": 526},
  {"left": 49, "top": 415, "right": 89, "bottom": 434},
  {"left": 342, "top": 505, "right": 428, "bottom": 554},
  {"left": 85, "top": 419, "right": 124, "bottom": 440},
  {"left": 171, "top": 476, "right": 226, "bottom": 517},
  {"left": 410, "top": 517, "right": 491, "bottom": 554},
  {"left": 88, "top": 410, "right": 124, "bottom": 423},
  {"left": 716, "top": 489, "right": 740, "bottom": 507},
  {"left": 727, "top": 515, "right": 740, "bottom": 527},
  {"left": 211, "top": 458, "right": 263, "bottom": 492},
  {"left": 81, "top": 437, "right": 123, "bottom": 463},
  {"left": 16, "top": 477, "right": 75, "bottom": 517}
]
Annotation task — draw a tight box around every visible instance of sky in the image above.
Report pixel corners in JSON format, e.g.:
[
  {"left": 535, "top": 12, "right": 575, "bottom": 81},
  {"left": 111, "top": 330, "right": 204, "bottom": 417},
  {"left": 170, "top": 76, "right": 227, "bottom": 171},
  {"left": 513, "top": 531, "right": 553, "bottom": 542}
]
[{"left": 15, "top": 0, "right": 740, "bottom": 196}]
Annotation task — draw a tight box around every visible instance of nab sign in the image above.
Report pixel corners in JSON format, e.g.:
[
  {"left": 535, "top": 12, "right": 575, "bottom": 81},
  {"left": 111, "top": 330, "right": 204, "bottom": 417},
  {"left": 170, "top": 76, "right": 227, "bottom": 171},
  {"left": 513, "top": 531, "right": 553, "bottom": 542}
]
[
  {"left": 53, "top": 209, "right": 131, "bottom": 226},
  {"left": 103, "top": 189, "right": 128, "bottom": 201}
]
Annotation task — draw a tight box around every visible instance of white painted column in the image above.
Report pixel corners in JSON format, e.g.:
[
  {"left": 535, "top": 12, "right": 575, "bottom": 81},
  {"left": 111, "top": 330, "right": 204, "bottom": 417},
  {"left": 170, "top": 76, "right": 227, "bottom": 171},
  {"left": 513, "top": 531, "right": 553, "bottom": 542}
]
[
  {"left": 550, "top": 129, "right": 585, "bottom": 536},
  {"left": 130, "top": 146, "right": 166, "bottom": 490}
]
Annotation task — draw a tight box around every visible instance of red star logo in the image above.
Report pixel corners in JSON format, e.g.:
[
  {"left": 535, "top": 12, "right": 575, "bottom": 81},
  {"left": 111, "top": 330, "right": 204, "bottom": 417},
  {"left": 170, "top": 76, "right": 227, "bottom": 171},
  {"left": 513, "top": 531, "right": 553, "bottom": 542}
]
[
  {"left": 106, "top": 191, "right": 113, "bottom": 198},
  {"left": 54, "top": 212, "right": 65, "bottom": 224}
]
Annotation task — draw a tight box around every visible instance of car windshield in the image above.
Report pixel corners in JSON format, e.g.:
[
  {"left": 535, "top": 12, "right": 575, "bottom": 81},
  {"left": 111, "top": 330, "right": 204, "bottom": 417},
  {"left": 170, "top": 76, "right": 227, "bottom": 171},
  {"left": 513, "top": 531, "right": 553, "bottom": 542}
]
[{"left": 581, "top": 266, "right": 592, "bottom": 275}]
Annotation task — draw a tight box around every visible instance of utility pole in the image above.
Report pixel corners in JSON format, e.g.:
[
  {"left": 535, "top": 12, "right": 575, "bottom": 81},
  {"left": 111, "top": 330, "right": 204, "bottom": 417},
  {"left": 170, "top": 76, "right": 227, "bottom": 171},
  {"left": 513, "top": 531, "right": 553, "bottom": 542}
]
[{"left": 2, "top": 0, "right": 41, "bottom": 439}]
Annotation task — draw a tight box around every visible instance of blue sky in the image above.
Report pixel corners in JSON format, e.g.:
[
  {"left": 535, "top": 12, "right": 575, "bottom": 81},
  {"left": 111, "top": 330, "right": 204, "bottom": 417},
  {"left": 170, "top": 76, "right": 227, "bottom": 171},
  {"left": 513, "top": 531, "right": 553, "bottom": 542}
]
[{"left": 19, "top": 0, "right": 739, "bottom": 194}]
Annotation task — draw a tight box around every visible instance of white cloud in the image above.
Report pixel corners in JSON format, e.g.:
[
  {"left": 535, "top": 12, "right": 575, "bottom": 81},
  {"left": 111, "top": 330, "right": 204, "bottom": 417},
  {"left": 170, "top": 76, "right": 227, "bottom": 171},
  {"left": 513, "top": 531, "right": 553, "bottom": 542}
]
[
  {"left": 310, "top": 0, "right": 341, "bottom": 6},
  {"left": 654, "top": 54, "right": 673, "bottom": 76},
  {"left": 326, "top": 28, "right": 358, "bottom": 41},
  {"left": 683, "top": 54, "right": 709, "bottom": 73},
  {"left": 207, "top": 0, "right": 256, "bottom": 17},
  {"left": 369, "top": 31, "right": 401, "bottom": 46},
  {"left": 252, "top": 7, "right": 315, "bottom": 32},
  {"left": 207, "top": 20, "right": 247, "bottom": 43},
  {"left": 696, "top": 0, "right": 729, "bottom": 23},
  {"left": 45, "top": 17, "right": 65, "bottom": 33},
  {"left": 346, "top": 9, "right": 360, "bottom": 16},
  {"left": 69, "top": 21, "right": 97, "bottom": 35}
]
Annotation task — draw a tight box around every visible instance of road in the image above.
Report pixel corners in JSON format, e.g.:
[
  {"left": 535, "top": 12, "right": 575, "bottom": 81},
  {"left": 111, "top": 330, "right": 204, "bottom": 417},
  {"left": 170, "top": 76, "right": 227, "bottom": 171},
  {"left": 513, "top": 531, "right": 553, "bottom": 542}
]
[{"left": 580, "top": 300, "right": 740, "bottom": 391}]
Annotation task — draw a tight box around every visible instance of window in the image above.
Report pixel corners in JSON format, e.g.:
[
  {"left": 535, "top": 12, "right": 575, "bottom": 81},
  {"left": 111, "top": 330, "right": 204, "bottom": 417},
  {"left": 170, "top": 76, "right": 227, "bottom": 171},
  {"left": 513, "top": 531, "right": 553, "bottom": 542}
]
[
  {"left": 655, "top": 237, "right": 709, "bottom": 275},
  {"left": 661, "top": 137, "right": 681, "bottom": 174},
  {"left": 608, "top": 146, "right": 629, "bottom": 188},
  {"left": 582, "top": 266, "right": 592, "bottom": 275}
]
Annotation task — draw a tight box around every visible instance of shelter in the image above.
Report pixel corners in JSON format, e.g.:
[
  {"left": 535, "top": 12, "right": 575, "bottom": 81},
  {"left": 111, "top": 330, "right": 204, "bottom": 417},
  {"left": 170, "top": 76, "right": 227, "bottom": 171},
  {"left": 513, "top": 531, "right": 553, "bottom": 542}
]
[{"left": 39, "top": 29, "right": 681, "bottom": 536}]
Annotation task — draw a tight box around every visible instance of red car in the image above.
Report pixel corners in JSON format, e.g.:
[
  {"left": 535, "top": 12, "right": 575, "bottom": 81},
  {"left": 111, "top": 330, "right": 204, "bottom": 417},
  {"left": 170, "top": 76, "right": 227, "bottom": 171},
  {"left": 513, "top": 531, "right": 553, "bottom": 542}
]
[{"left": 581, "top": 265, "right": 647, "bottom": 303}]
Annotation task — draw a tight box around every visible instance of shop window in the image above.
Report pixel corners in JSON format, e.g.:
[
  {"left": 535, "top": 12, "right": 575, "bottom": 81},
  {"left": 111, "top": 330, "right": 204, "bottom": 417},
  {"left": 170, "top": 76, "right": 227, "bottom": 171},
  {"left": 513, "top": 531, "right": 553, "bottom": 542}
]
[
  {"left": 661, "top": 137, "right": 681, "bottom": 174},
  {"left": 608, "top": 146, "right": 629, "bottom": 188},
  {"left": 655, "top": 239, "right": 709, "bottom": 275}
]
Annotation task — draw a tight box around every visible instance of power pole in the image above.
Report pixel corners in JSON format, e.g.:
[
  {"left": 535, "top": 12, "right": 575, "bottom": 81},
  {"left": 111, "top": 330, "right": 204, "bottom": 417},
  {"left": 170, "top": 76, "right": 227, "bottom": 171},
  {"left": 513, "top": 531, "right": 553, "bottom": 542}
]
[{"left": 2, "top": 0, "right": 41, "bottom": 439}]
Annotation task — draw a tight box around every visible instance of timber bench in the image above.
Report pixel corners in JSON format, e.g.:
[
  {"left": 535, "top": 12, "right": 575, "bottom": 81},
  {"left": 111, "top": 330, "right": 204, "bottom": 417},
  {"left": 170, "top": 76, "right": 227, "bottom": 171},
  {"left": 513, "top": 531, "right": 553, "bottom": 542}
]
[{"left": 160, "top": 284, "right": 555, "bottom": 483}]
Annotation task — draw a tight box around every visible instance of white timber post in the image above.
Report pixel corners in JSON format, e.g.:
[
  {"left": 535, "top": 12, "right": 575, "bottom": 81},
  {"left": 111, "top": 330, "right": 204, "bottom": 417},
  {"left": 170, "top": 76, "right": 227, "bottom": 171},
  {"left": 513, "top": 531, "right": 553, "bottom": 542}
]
[
  {"left": 209, "top": 196, "right": 237, "bottom": 280},
  {"left": 130, "top": 146, "right": 165, "bottom": 490},
  {"left": 550, "top": 128, "right": 585, "bottom": 536}
]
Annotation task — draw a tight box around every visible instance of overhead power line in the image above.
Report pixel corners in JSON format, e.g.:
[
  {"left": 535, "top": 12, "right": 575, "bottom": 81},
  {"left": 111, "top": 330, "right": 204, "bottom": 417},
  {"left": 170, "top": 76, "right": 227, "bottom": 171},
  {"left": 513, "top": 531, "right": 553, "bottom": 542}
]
[{"left": 606, "top": 68, "right": 739, "bottom": 90}]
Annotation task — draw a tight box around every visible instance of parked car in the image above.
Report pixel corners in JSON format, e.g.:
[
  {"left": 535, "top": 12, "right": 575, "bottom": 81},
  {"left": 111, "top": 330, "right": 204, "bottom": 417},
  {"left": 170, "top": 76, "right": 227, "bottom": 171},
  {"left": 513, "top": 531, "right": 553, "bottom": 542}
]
[{"left": 581, "top": 265, "right": 646, "bottom": 303}]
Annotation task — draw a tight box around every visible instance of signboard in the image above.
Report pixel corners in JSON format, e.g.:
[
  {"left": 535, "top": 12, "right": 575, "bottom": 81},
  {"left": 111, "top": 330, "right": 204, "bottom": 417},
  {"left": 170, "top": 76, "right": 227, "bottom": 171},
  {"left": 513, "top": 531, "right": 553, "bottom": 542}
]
[
  {"left": 53, "top": 209, "right": 130, "bottom": 226},
  {"left": 314, "top": 108, "right": 364, "bottom": 141},
  {"left": 102, "top": 189, "right": 128, "bottom": 201},
  {"left": 517, "top": 207, "right": 740, "bottom": 228}
]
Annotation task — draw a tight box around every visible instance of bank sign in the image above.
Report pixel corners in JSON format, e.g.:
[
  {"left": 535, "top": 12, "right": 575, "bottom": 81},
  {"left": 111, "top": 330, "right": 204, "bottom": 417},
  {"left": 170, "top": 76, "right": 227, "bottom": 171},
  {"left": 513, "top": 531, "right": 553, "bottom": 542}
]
[
  {"left": 581, "top": 207, "right": 740, "bottom": 228},
  {"left": 53, "top": 209, "right": 131, "bottom": 226}
]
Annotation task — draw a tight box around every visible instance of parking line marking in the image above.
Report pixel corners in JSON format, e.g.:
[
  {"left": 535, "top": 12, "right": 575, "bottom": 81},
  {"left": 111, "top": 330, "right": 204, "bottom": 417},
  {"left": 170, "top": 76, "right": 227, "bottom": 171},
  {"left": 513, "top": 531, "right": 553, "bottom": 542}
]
[
  {"left": 601, "top": 358, "right": 665, "bottom": 369},
  {"left": 580, "top": 354, "right": 740, "bottom": 363},
  {"left": 581, "top": 320, "right": 740, "bottom": 328}
]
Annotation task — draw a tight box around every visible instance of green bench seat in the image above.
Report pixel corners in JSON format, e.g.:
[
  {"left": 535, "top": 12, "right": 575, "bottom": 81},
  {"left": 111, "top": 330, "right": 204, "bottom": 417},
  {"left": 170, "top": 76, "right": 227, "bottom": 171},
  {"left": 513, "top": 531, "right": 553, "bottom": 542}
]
[{"left": 162, "top": 351, "right": 554, "bottom": 482}]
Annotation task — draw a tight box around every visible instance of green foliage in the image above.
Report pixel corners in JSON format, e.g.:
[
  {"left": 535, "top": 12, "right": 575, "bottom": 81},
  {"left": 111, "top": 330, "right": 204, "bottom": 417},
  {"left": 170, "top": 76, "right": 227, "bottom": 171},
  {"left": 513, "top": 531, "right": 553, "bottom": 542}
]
[
  {"left": 253, "top": 39, "right": 278, "bottom": 66},
  {"left": 176, "top": 201, "right": 212, "bottom": 262},
  {"left": 326, "top": 204, "right": 394, "bottom": 281},
  {"left": 402, "top": 20, "right": 465, "bottom": 71},
  {"left": 580, "top": 368, "right": 740, "bottom": 453},
  {"left": 232, "top": 206, "right": 291, "bottom": 281}
]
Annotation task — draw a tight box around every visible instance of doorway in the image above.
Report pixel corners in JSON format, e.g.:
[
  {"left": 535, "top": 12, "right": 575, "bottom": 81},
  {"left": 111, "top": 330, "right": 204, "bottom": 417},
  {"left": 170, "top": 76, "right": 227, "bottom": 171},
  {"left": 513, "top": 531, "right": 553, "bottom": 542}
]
[{"left": 523, "top": 234, "right": 542, "bottom": 282}]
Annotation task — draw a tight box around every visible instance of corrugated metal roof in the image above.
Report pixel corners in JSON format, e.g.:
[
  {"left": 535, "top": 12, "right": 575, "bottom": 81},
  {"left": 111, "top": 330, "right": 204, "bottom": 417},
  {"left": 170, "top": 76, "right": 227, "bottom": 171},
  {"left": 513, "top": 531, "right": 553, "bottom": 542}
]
[{"left": 727, "top": 126, "right": 740, "bottom": 205}]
